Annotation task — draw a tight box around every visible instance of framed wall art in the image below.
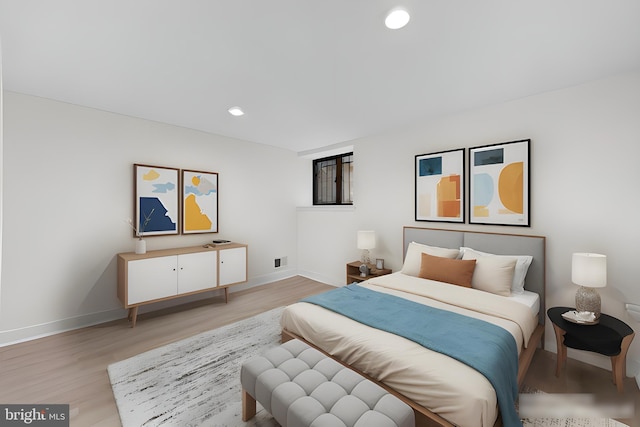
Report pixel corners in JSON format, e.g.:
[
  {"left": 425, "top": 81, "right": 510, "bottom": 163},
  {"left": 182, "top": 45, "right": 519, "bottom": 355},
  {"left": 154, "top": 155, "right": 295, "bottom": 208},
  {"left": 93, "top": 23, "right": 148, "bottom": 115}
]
[
  {"left": 134, "top": 164, "right": 180, "bottom": 236},
  {"left": 415, "top": 148, "right": 464, "bottom": 223},
  {"left": 469, "top": 139, "right": 530, "bottom": 226},
  {"left": 181, "top": 169, "right": 218, "bottom": 234}
]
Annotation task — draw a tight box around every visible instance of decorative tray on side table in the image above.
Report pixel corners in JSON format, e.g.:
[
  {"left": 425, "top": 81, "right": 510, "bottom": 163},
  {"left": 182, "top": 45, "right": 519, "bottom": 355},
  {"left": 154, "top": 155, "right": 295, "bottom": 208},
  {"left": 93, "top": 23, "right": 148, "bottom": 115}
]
[{"left": 561, "top": 310, "right": 599, "bottom": 325}]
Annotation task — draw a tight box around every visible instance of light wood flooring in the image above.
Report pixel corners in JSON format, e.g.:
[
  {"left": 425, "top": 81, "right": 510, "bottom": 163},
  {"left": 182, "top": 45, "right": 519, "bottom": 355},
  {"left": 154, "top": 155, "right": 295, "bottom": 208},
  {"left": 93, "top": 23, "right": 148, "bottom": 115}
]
[{"left": 0, "top": 276, "right": 637, "bottom": 426}]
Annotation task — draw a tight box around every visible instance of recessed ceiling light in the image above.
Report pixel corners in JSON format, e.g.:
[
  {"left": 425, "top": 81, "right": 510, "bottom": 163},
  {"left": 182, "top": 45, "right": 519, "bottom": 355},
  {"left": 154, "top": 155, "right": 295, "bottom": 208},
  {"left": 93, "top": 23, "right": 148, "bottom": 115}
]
[
  {"left": 385, "top": 8, "right": 410, "bottom": 29},
  {"left": 228, "top": 106, "right": 244, "bottom": 116}
]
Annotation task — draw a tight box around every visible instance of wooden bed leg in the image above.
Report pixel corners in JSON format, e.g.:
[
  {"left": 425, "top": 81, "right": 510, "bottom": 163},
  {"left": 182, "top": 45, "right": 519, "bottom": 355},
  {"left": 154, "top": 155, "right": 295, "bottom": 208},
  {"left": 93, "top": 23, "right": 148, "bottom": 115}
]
[{"left": 242, "top": 389, "right": 256, "bottom": 421}]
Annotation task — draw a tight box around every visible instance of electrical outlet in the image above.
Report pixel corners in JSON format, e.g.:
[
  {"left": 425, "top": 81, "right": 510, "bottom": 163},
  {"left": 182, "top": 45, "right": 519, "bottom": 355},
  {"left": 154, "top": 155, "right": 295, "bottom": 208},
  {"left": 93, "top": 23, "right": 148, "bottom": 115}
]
[{"left": 281, "top": 256, "right": 288, "bottom": 266}]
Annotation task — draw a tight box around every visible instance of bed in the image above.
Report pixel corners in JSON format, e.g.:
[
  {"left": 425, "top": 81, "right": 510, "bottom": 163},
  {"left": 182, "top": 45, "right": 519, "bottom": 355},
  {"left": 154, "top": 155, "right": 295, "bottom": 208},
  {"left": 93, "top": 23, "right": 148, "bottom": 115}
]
[{"left": 281, "top": 227, "right": 546, "bottom": 427}]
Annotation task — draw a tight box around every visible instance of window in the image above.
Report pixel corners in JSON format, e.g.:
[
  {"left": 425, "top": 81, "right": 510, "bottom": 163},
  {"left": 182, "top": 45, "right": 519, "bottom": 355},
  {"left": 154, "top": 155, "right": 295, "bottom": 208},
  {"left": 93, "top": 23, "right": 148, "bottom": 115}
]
[{"left": 313, "top": 152, "right": 353, "bottom": 205}]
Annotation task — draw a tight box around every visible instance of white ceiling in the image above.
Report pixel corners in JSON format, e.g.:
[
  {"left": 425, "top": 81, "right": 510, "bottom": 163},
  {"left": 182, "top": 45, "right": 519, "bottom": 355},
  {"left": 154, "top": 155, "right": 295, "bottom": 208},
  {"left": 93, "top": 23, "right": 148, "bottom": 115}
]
[{"left": 1, "top": 1, "right": 639, "bottom": 153}]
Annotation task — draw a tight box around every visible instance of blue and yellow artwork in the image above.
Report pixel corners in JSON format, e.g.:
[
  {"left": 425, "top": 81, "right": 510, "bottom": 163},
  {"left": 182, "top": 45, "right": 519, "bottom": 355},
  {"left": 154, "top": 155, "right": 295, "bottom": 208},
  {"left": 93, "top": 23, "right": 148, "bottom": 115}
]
[
  {"left": 182, "top": 170, "right": 218, "bottom": 234},
  {"left": 135, "top": 164, "right": 179, "bottom": 236},
  {"left": 469, "top": 140, "right": 529, "bottom": 226}
]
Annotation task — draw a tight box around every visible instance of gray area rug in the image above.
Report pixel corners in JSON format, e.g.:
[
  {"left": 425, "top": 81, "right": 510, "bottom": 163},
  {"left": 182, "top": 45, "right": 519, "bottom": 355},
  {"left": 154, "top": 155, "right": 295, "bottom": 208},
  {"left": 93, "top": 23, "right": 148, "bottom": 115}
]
[
  {"left": 108, "top": 307, "right": 283, "bottom": 427},
  {"left": 108, "top": 307, "right": 627, "bottom": 427}
]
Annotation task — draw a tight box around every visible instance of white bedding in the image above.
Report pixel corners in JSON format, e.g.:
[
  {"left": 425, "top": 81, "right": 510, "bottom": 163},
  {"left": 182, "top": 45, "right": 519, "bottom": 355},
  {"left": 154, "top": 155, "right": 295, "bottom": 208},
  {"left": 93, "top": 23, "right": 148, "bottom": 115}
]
[
  {"left": 508, "top": 290, "right": 540, "bottom": 315},
  {"left": 280, "top": 272, "right": 539, "bottom": 427}
]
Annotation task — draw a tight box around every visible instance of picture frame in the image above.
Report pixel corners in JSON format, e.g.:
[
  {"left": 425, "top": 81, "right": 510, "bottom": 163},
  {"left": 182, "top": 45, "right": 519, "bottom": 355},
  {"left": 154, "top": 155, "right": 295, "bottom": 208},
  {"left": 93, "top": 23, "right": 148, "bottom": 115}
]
[
  {"left": 469, "top": 139, "right": 530, "bottom": 226},
  {"left": 415, "top": 148, "right": 465, "bottom": 223},
  {"left": 134, "top": 164, "right": 180, "bottom": 236},
  {"left": 181, "top": 169, "right": 219, "bottom": 234},
  {"left": 376, "top": 258, "right": 384, "bottom": 269}
]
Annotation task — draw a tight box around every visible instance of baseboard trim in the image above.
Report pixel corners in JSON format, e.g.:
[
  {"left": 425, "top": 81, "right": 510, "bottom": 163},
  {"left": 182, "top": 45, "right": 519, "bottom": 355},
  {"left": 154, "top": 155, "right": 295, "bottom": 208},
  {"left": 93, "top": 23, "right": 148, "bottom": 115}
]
[
  {"left": 0, "top": 270, "right": 305, "bottom": 348},
  {"left": 230, "top": 269, "right": 297, "bottom": 293},
  {"left": 297, "top": 270, "right": 342, "bottom": 287},
  {"left": 0, "top": 308, "right": 126, "bottom": 348}
]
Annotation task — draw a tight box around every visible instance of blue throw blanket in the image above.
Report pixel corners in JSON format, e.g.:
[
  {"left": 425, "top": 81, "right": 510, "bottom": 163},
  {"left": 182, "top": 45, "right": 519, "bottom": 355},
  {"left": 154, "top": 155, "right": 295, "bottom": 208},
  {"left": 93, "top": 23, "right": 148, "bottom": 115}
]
[{"left": 302, "top": 284, "right": 522, "bottom": 427}]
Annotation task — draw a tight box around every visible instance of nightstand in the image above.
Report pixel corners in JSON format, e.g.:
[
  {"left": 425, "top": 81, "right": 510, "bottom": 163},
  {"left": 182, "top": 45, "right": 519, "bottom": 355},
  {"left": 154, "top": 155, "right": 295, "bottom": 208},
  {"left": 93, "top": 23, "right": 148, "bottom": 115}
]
[
  {"left": 547, "top": 306, "right": 635, "bottom": 392},
  {"left": 346, "top": 261, "right": 392, "bottom": 284}
]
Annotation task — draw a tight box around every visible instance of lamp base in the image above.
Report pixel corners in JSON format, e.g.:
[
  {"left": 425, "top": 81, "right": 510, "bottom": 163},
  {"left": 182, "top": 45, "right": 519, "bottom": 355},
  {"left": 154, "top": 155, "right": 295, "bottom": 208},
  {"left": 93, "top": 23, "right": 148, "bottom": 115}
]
[
  {"left": 360, "top": 249, "right": 371, "bottom": 265},
  {"left": 575, "top": 286, "right": 601, "bottom": 319}
]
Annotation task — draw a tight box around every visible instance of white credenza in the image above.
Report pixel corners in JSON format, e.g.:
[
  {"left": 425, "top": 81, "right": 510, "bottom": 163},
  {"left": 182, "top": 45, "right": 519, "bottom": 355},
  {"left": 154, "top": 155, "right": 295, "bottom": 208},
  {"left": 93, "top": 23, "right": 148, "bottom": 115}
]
[{"left": 117, "top": 243, "right": 247, "bottom": 327}]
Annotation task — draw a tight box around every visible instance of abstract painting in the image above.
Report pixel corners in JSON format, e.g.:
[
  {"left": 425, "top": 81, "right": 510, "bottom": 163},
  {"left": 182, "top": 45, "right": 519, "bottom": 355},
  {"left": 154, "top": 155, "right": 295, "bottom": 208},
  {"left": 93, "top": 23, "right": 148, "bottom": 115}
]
[
  {"left": 469, "top": 139, "right": 530, "bottom": 226},
  {"left": 134, "top": 164, "right": 179, "bottom": 236},
  {"left": 415, "top": 149, "right": 464, "bottom": 223},
  {"left": 181, "top": 169, "right": 218, "bottom": 234}
]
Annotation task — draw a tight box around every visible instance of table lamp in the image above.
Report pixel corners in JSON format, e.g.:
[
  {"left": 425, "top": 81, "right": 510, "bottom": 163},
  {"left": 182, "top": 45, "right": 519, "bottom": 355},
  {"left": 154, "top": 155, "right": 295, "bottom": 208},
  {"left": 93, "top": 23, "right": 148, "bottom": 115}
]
[
  {"left": 572, "top": 252, "right": 607, "bottom": 319},
  {"left": 357, "top": 230, "right": 376, "bottom": 265}
]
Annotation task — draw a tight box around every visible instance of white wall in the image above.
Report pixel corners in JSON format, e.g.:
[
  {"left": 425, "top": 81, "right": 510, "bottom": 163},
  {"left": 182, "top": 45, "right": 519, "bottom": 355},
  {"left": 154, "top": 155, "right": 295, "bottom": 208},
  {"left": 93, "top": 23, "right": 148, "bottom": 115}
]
[
  {"left": 3, "top": 72, "right": 640, "bottom": 377},
  {"left": 297, "top": 72, "right": 640, "bottom": 375},
  {"left": 0, "top": 92, "right": 299, "bottom": 344}
]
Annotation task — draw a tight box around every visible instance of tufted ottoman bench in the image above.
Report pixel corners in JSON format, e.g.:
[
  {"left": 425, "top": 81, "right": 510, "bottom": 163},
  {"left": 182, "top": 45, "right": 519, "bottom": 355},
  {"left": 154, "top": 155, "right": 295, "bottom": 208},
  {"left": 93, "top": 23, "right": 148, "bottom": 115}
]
[{"left": 241, "top": 339, "right": 414, "bottom": 427}]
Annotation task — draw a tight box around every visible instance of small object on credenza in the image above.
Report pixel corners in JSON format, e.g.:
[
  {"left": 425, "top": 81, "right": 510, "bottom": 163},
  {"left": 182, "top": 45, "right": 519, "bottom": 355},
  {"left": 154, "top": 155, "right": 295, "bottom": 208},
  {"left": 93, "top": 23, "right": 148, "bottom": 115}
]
[{"left": 212, "top": 239, "right": 231, "bottom": 246}]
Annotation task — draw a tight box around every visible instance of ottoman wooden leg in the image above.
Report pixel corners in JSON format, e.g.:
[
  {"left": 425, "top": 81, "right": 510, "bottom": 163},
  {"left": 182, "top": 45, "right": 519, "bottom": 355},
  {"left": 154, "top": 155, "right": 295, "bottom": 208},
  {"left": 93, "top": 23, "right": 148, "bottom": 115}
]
[{"left": 242, "top": 388, "right": 256, "bottom": 421}]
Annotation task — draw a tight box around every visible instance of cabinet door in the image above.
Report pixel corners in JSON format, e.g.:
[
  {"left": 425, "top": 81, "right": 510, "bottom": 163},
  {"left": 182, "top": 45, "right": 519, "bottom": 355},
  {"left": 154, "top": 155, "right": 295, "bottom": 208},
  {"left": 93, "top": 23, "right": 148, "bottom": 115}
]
[
  {"left": 177, "top": 251, "right": 218, "bottom": 294},
  {"left": 128, "top": 256, "right": 177, "bottom": 304},
  {"left": 219, "top": 246, "right": 247, "bottom": 286}
]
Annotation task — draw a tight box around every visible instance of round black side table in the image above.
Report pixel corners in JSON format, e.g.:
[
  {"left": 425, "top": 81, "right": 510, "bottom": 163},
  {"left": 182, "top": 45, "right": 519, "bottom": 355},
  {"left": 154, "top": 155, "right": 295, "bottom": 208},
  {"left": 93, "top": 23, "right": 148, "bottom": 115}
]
[{"left": 547, "top": 306, "right": 634, "bottom": 392}]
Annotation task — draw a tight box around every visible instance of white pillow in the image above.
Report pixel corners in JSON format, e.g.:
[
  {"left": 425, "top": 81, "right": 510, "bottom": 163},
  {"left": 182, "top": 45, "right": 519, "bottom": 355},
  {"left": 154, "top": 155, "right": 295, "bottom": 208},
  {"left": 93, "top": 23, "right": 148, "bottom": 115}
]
[
  {"left": 462, "top": 254, "right": 516, "bottom": 296},
  {"left": 402, "top": 242, "right": 460, "bottom": 277},
  {"left": 460, "top": 247, "right": 532, "bottom": 294}
]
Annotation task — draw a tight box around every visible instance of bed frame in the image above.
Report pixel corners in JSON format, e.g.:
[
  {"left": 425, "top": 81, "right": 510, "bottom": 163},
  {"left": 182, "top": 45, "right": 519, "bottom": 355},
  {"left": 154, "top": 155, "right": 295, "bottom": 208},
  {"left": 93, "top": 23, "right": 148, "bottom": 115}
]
[{"left": 283, "top": 226, "right": 546, "bottom": 427}]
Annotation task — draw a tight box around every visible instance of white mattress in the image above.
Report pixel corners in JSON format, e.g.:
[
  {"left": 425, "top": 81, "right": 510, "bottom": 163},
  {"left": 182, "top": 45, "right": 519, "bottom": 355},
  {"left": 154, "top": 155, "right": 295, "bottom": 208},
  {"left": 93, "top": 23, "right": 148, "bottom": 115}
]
[{"left": 508, "top": 289, "right": 540, "bottom": 315}]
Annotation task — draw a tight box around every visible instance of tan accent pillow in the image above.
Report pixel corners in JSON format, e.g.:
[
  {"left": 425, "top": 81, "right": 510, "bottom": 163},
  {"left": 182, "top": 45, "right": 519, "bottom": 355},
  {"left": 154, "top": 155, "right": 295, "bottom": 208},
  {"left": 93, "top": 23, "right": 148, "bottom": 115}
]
[
  {"left": 401, "top": 242, "right": 461, "bottom": 277},
  {"left": 419, "top": 253, "right": 476, "bottom": 288},
  {"left": 463, "top": 255, "right": 516, "bottom": 296},
  {"left": 460, "top": 247, "right": 532, "bottom": 294}
]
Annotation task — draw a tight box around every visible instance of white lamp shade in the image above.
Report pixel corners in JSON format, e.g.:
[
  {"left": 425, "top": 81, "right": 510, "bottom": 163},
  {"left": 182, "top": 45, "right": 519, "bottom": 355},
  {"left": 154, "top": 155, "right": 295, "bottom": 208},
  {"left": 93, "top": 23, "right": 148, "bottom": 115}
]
[
  {"left": 357, "top": 230, "right": 376, "bottom": 250},
  {"left": 572, "top": 253, "right": 606, "bottom": 288}
]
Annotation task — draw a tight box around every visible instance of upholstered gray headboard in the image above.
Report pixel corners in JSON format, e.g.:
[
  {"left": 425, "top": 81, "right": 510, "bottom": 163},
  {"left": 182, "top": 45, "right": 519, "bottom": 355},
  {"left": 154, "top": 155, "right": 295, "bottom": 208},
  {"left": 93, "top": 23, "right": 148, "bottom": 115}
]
[{"left": 403, "top": 226, "right": 546, "bottom": 324}]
